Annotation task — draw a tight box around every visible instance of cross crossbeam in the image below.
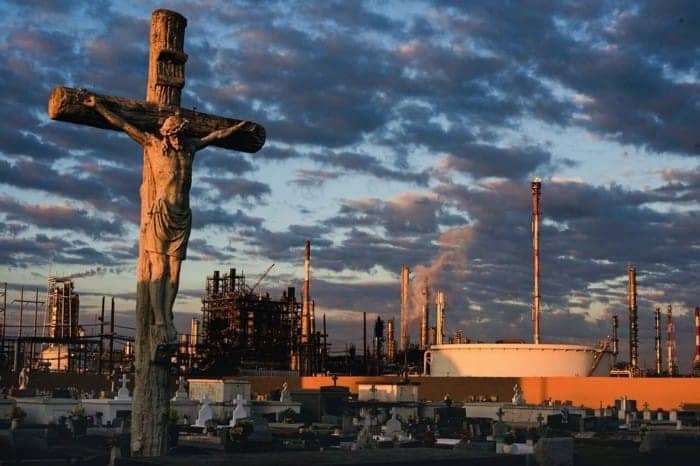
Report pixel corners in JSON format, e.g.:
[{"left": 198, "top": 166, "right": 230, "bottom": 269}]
[{"left": 49, "top": 86, "right": 265, "bottom": 153}]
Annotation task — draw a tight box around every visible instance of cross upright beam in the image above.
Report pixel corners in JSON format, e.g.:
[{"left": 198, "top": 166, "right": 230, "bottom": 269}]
[{"left": 47, "top": 9, "right": 266, "bottom": 457}]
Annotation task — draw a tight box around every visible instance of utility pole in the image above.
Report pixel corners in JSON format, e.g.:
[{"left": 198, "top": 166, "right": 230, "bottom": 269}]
[
  {"left": 1, "top": 282, "right": 6, "bottom": 350},
  {"left": 31, "top": 288, "right": 40, "bottom": 367}
]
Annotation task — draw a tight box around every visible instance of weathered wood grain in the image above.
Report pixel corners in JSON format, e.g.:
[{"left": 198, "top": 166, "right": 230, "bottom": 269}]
[{"left": 48, "top": 86, "right": 266, "bottom": 154}]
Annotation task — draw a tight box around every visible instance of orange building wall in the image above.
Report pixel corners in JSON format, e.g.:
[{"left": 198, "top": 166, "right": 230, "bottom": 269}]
[
  {"left": 244, "top": 375, "right": 700, "bottom": 411},
  {"left": 519, "top": 377, "right": 700, "bottom": 410}
]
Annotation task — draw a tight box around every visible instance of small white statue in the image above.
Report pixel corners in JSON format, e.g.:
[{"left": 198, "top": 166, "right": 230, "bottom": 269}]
[
  {"left": 229, "top": 394, "right": 250, "bottom": 426},
  {"left": 511, "top": 383, "right": 524, "bottom": 405},
  {"left": 18, "top": 367, "right": 30, "bottom": 391},
  {"left": 195, "top": 393, "right": 213, "bottom": 428},
  {"left": 280, "top": 381, "right": 289, "bottom": 402}
]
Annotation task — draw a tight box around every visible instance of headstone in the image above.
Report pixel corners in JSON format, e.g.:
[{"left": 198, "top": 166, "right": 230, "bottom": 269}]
[
  {"left": 639, "top": 432, "right": 666, "bottom": 454},
  {"left": 643, "top": 408, "right": 651, "bottom": 422},
  {"left": 356, "top": 425, "right": 371, "bottom": 449},
  {"left": 384, "top": 410, "right": 403, "bottom": 439},
  {"left": 248, "top": 417, "right": 272, "bottom": 443},
  {"left": 115, "top": 374, "right": 131, "bottom": 401},
  {"left": 172, "top": 376, "right": 188, "bottom": 401},
  {"left": 534, "top": 437, "right": 574, "bottom": 466},
  {"left": 342, "top": 415, "right": 354, "bottom": 435},
  {"left": 195, "top": 394, "right": 213, "bottom": 428},
  {"left": 229, "top": 394, "right": 250, "bottom": 426},
  {"left": 511, "top": 383, "right": 524, "bottom": 405},
  {"left": 669, "top": 410, "right": 677, "bottom": 422},
  {"left": 656, "top": 410, "right": 664, "bottom": 421}
]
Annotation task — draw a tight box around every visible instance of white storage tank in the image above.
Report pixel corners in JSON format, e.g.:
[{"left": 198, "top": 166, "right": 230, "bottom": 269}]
[{"left": 426, "top": 343, "right": 600, "bottom": 377}]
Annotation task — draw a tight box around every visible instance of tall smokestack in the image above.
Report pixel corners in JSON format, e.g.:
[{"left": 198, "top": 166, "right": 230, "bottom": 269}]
[
  {"left": 694, "top": 307, "right": 700, "bottom": 376},
  {"left": 386, "top": 318, "right": 396, "bottom": 362},
  {"left": 363, "top": 311, "right": 367, "bottom": 372},
  {"left": 654, "top": 307, "right": 662, "bottom": 376},
  {"left": 400, "top": 265, "right": 410, "bottom": 352},
  {"left": 420, "top": 278, "right": 430, "bottom": 350},
  {"left": 435, "top": 290, "right": 446, "bottom": 345},
  {"left": 611, "top": 315, "right": 619, "bottom": 365},
  {"left": 190, "top": 317, "right": 200, "bottom": 356},
  {"left": 667, "top": 305, "right": 678, "bottom": 376},
  {"left": 302, "top": 240, "right": 311, "bottom": 344},
  {"left": 531, "top": 179, "right": 542, "bottom": 344},
  {"left": 627, "top": 265, "right": 639, "bottom": 373}
]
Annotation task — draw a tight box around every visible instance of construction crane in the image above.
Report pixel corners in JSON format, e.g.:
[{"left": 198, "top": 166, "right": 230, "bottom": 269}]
[{"left": 248, "top": 263, "right": 275, "bottom": 296}]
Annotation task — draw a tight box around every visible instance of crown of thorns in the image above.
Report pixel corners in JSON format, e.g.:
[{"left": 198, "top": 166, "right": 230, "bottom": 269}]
[{"left": 160, "top": 115, "right": 189, "bottom": 136}]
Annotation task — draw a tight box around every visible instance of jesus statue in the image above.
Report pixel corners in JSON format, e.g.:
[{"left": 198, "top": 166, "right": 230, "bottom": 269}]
[{"left": 83, "top": 94, "right": 251, "bottom": 356}]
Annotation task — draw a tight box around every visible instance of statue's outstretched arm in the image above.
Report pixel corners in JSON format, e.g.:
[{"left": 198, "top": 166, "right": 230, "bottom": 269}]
[
  {"left": 194, "top": 120, "right": 249, "bottom": 151},
  {"left": 83, "top": 94, "right": 149, "bottom": 146}
]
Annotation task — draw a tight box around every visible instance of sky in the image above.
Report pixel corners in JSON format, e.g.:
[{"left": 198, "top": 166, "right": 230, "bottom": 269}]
[{"left": 1, "top": 0, "right": 699, "bottom": 372}]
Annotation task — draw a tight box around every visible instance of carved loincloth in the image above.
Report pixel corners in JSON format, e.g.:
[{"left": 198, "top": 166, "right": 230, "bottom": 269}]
[{"left": 143, "top": 197, "right": 192, "bottom": 260}]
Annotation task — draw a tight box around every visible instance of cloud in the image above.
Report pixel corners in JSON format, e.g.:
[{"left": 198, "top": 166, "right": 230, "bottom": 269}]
[
  {"left": 0, "top": 195, "right": 125, "bottom": 238},
  {"left": 288, "top": 169, "right": 342, "bottom": 188}
]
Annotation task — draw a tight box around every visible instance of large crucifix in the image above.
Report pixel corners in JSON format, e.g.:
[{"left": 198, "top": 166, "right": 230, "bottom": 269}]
[{"left": 48, "top": 9, "right": 265, "bottom": 456}]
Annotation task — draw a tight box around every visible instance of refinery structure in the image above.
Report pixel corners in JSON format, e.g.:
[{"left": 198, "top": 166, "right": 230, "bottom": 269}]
[{"left": 1, "top": 179, "right": 699, "bottom": 380}]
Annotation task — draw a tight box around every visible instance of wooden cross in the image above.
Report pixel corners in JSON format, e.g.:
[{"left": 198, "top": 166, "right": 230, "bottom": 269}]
[{"left": 47, "top": 9, "right": 265, "bottom": 457}]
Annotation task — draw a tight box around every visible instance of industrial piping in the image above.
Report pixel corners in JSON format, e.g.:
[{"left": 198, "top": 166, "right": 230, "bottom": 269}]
[
  {"left": 400, "top": 265, "right": 410, "bottom": 352},
  {"left": 386, "top": 318, "right": 396, "bottom": 362},
  {"left": 302, "top": 240, "right": 311, "bottom": 345},
  {"left": 654, "top": 307, "right": 662, "bottom": 376},
  {"left": 611, "top": 315, "right": 619, "bottom": 365},
  {"left": 667, "top": 305, "right": 678, "bottom": 376},
  {"left": 420, "top": 278, "right": 430, "bottom": 350},
  {"left": 435, "top": 290, "right": 445, "bottom": 345},
  {"left": 627, "top": 265, "right": 639, "bottom": 373},
  {"left": 531, "top": 179, "right": 541, "bottom": 344}
]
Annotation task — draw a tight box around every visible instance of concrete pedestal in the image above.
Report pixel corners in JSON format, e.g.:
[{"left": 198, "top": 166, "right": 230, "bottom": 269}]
[
  {"left": 81, "top": 398, "right": 132, "bottom": 426},
  {"left": 171, "top": 399, "right": 199, "bottom": 424},
  {"left": 251, "top": 400, "right": 301, "bottom": 421},
  {"left": 465, "top": 402, "right": 586, "bottom": 427},
  {"left": 13, "top": 397, "right": 79, "bottom": 424}
]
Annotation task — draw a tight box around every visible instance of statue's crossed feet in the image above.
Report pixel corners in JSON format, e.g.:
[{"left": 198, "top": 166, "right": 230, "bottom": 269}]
[{"left": 150, "top": 324, "right": 178, "bottom": 365}]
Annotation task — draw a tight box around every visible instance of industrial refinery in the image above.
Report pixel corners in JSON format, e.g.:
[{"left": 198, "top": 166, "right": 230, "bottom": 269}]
[{"left": 2, "top": 179, "right": 699, "bottom": 380}]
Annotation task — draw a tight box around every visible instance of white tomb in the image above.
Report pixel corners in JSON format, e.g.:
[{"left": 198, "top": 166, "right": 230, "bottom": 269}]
[
  {"left": 13, "top": 397, "right": 79, "bottom": 424},
  {"left": 188, "top": 378, "right": 251, "bottom": 403},
  {"left": 189, "top": 378, "right": 251, "bottom": 420}
]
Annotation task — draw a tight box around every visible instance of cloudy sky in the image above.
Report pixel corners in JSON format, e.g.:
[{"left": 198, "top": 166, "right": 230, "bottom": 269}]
[{"left": 1, "top": 0, "right": 699, "bottom": 372}]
